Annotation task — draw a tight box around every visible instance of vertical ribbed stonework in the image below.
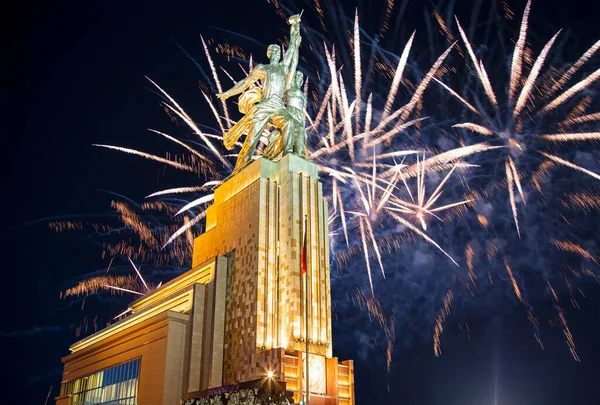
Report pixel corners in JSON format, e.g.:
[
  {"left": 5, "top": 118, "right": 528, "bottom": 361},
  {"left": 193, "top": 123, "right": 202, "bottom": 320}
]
[{"left": 191, "top": 154, "right": 332, "bottom": 384}]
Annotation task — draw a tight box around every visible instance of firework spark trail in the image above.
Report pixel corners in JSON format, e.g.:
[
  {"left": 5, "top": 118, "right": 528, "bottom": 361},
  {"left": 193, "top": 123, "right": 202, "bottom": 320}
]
[
  {"left": 455, "top": 18, "right": 498, "bottom": 109},
  {"left": 354, "top": 10, "right": 362, "bottom": 134},
  {"left": 386, "top": 158, "right": 473, "bottom": 232},
  {"left": 539, "top": 152, "right": 600, "bottom": 181},
  {"left": 433, "top": 78, "right": 480, "bottom": 115},
  {"left": 382, "top": 32, "right": 415, "bottom": 120},
  {"left": 148, "top": 129, "right": 214, "bottom": 167},
  {"left": 465, "top": 244, "right": 476, "bottom": 285},
  {"left": 145, "top": 77, "right": 232, "bottom": 169},
  {"left": 452, "top": 122, "right": 493, "bottom": 135},
  {"left": 558, "top": 305, "right": 580, "bottom": 362},
  {"left": 513, "top": 30, "right": 561, "bottom": 118},
  {"left": 112, "top": 201, "right": 157, "bottom": 246},
  {"left": 561, "top": 112, "right": 600, "bottom": 127},
  {"left": 105, "top": 285, "right": 145, "bottom": 296},
  {"left": 127, "top": 257, "right": 150, "bottom": 292},
  {"left": 353, "top": 289, "right": 395, "bottom": 371},
  {"left": 113, "top": 308, "right": 133, "bottom": 320},
  {"left": 433, "top": 289, "right": 453, "bottom": 357},
  {"left": 542, "top": 68, "right": 600, "bottom": 113},
  {"left": 358, "top": 219, "right": 375, "bottom": 293},
  {"left": 146, "top": 182, "right": 222, "bottom": 198},
  {"left": 62, "top": 275, "right": 140, "bottom": 298},
  {"left": 503, "top": 258, "right": 543, "bottom": 348},
  {"left": 49, "top": 221, "right": 84, "bottom": 232},
  {"left": 163, "top": 210, "right": 207, "bottom": 248},
  {"left": 201, "top": 35, "right": 231, "bottom": 128},
  {"left": 507, "top": 156, "right": 525, "bottom": 205},
  {"left": 548, "top": 237, "right": 600, "bottom": 361},
  {"left": 551, "top": 239, "right": 599, "bottom": 265},
  {"left": 387, "top": 211, "right": 459, "bottom": 266},
  {"left": 504, "top": 258, "right": 523, "bottom": 303},
  {"left": 549, "top": 38, "right": 600, "bottom": 97},
  {"left": 505, "top": 159, "right": 520, "bottom": 236},
  {"left": 399, "top": 42, "right": 456, "bottom": 122},
  {"left": 66, "top": 1, "right": 600, "bottom": 367},
  {"left": 174, "top": 194, "right": 215, "bottom": 216},
  {"left": 548, "top": 281, "right": 581, "bottom": 362},
  {"left": 538, "top": 132, "right": 600, "bottom": 142},
  {"left": 433, "top": 1, "right": 600, "bottom": 238},
  {"left": 387, "top": 144, "right": 503, "bottom": 179},
  {"left": 561, "top": 190, "right": 600, "bottom": 212},
  {"left": 508, "top": 0, "right": 531, "bottom": 104},
  {"left": 94, "top": 145, "right": 197, "bottom": 172}
]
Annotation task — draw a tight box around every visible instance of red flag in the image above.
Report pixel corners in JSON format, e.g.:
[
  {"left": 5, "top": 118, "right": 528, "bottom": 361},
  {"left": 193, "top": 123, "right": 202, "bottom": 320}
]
[{"left": 301, "top": 217, "right": 307, "bottom": 275}]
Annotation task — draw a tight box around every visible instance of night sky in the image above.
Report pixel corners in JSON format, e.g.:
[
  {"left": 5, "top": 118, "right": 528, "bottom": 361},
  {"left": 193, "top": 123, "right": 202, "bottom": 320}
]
[{"left": 3, "top": 1, "right": 600, "bottom": 404}]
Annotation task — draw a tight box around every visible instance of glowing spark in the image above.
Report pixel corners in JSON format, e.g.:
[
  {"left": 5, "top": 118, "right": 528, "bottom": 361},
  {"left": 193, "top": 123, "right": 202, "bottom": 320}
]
[
  {"left": 452, "top": 123, "right": 494, "bottom": 135},
  {"left": 539, "top": 152, "right": 600, "bottom": 181},
  {"left": 551, "top": 239, "right": 599, "bottom": 264},
  {"left": 433, "top": 78, "right": 480, "bottom": 115},
  {"left": 146, "top": 182, "right": 222, "bottom": 198},
  {"left": 145, "top": 77, "right": 232, "bottom": 169},
  {"left": 433, "top": 289, "right": 453, "bottom": 357},
  {"left": 382, "top": 32, "right": 415, "bottom": 120},
  {"left": 504, "top": 259, "right": 523, "bottom": 303},
  {"left": 561, "top": 190, "right": 600, "bottom": 212},
  {"left": 507, "top": 155, "right": 525, "bottom": 206},
  {"left": 387, "top": 211, "right": 459, "bottom": 266},
  {"left": 354, "top": 9, "right": 362, "bottom": 133},
  {"left": 542, "top": 68, "right": 600, "bottom": 113},
  {"left": 200, "top": 35, "right": 231, "bottom": 128},
  {"left": 105, "top": 285, "right": 144, "bottom": 296},
  {"left": 549, "top": 38, "right": 600, "bottom": 96},
  {"left": 400, "top": 42, "right": 456, "bottom": 121},
  {"left": 513, "top": 30, "right": 561, "bottom": 118},
  {"left": 148, "top": 129, "right": 213, "bottom": 165},
  {"left": 113, "top": 308, "right": 133, "bottom": 320},
  {"left": 175, "top": 194, "right": 215, "bottom": 216},
  {"left": 127, "top": 257, "right": 149, "bottom": 292},
  {"left": 562, "top": 112, "right": 600, "bottom": 127},
  {"left": 455, "top": 18, "right": 498, "bottom": 109},
  {"left": 509, "top": 0, "right": 531, "bottom": 104},
  {"left": 538, "top": 132, "right": 600, "bottom": 142},
  {"left": 505, "top": 159, "right": 521, "bottom": 237},
  {"left": 164, "top": 211, "right": 207, "bottom": 248},
  {"left": 93, "top": 144, "right": 196, "bottom": 172},
  {"left": 359, "top": 219, "right": 374, "bottom": 294}
]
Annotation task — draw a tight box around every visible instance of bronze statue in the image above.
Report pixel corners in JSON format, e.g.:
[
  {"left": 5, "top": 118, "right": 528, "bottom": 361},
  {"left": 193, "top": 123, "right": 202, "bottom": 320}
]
[
  {"left": 217, "top": 14, "right": 302, "bottom": 172},
  {"left": 263, "top": 71, "right": 307, "bottom": 160},
  {"left": 287, "top": 70, "right": 307, "bottom": 157}
]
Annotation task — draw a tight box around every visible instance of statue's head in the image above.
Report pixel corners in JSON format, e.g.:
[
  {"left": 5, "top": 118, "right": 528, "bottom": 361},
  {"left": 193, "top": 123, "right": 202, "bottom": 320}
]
[
  {"left": 267, "top": 44, "right": 281, "bottom": 63},
  {"left": 294, "top": 71, "right": 304, "bottom": 86}
]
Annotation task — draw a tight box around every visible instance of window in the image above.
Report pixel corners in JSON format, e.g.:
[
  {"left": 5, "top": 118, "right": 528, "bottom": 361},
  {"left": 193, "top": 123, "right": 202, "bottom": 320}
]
[{"left": 61, "top": 358, "right": 141, "bottom": 405}]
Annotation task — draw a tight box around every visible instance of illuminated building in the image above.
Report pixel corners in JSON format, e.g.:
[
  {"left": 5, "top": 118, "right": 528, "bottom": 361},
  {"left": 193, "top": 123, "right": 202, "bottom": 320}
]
[{"left": 57, "top": 154, "right": 355, "bottom": 404}]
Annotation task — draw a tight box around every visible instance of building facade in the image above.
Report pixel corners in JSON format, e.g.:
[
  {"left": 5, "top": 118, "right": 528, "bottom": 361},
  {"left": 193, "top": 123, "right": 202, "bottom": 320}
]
[{"left": 57, "top": 155, "right": 355, "bottom": 405}]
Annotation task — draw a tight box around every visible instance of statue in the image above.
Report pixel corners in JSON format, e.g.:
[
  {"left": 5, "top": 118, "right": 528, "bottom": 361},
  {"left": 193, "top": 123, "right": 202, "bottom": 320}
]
[
  {"left": 217, "top": 13, "right": 305, "bottom": 172},
  {"left": 263, "top": 70, "right": 307, "bottom": 159},
  {"left": 287, "top": 70, "right": 308, "bottom": 157}
]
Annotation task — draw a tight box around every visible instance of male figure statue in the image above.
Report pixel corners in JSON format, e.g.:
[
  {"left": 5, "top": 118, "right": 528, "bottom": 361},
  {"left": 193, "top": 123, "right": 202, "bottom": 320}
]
[{"left": 217, "top": 14, "right": 302, "bottom": 172}]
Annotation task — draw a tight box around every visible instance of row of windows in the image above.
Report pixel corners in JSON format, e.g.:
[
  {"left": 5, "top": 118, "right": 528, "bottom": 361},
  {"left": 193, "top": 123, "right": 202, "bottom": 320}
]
[{"left": 61, "top": 358, "right": 141, "bottom": 405}]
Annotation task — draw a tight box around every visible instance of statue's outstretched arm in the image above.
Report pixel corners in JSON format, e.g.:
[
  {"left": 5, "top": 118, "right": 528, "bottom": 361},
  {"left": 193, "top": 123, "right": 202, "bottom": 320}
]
[
  {"left": 283, "top": 21, "right": 301, "bottom": 72},
  {"left": 217, "top": 67, "right": 264, "bottom": 100}
]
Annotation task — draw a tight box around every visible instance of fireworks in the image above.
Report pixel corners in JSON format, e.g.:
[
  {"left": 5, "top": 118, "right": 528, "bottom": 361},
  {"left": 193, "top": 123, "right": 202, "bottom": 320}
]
[
  {"left": 435, "top": 0, "right": 600, "bottom": 235},
  {"left": 58, "top": 0, "right": 599, "bottom": 369}
]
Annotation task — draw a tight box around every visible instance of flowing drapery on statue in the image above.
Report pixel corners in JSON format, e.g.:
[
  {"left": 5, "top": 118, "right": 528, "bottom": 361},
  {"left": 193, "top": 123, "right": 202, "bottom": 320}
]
[{"left": 217, "top": 13, "right": 307, "bottom": 172}]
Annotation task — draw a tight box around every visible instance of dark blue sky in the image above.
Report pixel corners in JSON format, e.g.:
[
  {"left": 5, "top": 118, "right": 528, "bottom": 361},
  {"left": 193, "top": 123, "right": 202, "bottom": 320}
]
[{"left": 2, "top": 1, "right": 600, "bottom": 404}]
